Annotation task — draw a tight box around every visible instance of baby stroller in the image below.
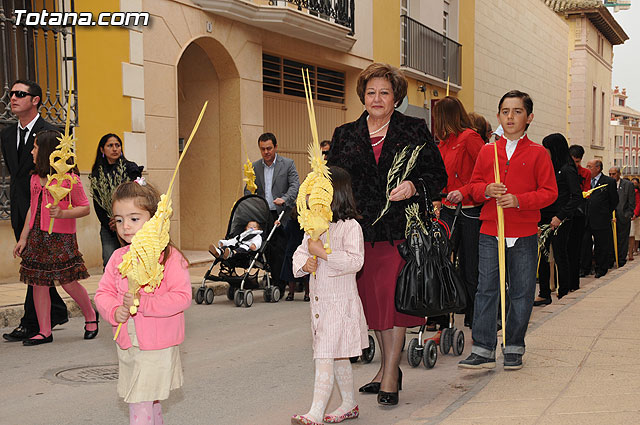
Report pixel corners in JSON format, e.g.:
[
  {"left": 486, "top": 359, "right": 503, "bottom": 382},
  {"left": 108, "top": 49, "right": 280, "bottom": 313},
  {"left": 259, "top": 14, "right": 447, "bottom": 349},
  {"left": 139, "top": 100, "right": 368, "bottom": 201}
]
[{"left": 195, "top": 195, "right": 285, "bottom": 308}]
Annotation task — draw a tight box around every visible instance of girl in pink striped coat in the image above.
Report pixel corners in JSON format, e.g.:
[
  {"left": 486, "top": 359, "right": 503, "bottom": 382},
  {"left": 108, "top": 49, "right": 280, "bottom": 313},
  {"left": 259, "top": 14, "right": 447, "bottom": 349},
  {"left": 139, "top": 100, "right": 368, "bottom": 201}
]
[{"left": 291, "top": 166, "right": 368, "bottom": 425}]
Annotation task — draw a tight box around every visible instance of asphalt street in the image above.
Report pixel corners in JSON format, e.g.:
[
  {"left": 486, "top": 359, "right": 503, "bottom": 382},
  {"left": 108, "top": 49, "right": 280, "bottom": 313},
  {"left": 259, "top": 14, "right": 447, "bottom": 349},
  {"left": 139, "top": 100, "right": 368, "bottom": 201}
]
[{"left": 0, "top": 292, "right": 480, "bottom": 425}]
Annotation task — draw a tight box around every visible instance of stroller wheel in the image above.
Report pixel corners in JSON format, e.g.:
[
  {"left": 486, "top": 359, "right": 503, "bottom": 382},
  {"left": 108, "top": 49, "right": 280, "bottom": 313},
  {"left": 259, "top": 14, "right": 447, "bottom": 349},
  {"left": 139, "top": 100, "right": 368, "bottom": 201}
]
[
  {"left": 271, "top": 286, "right": 281, "bottom": 303},
  {"left": 423, "top": 340, "right": 437, "bottom": 369},
  {"left": 440, "top": 328, "right": 452, "bottom": 355},
  {"left": 194, "top": 288, "right": 205, "bottom": 304},
  {"left": 407, "top": 338, "right": 422, "bottom": 368},
  {"left": 263, "top": 287, "right": 272, "bottom": 303},
  {"left": 244, "top": 290, "right": 254, "bottom": 308},
  {"left": 452, "top": 329, "right": 465, "bottom": 356},
  {"left": 361, "top": 335, "right": 376, "bottom": 363},
  {"left": 234, "top": 290, "right": 244, "bottom": 307},
  {"left": 227, "top": 285, "right": 236, "bottom": 301},
  {"left": 204, "top": 287, "right": 214, "bottom": 305}
]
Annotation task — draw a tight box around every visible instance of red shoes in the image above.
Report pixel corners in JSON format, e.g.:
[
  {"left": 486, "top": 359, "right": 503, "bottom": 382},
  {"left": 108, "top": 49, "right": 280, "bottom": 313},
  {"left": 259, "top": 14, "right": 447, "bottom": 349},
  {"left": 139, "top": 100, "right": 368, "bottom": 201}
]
[
  {"left": 291, "top": 415, "right": 323, "bottom": 425},
  {"left": 324, "top": 405, "right": 359, "bottom": 423}
]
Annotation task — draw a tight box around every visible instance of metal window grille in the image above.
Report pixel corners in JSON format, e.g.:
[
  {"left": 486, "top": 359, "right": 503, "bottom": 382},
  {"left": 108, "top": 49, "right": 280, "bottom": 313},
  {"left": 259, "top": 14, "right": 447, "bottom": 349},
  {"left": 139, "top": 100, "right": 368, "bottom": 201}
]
[
  {"left": 262, "top": 53, "right": 345, "bottom": 104},
  {"left": 0, "top": 0, "right": 78, "bottom": 220}
]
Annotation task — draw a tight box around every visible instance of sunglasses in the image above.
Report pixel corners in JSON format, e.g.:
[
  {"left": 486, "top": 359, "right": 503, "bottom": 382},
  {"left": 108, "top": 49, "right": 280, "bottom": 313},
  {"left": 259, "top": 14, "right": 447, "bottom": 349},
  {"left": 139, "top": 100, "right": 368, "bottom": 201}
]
[{"left": 9, "top": 90, "right": 35, "bottom": 99}]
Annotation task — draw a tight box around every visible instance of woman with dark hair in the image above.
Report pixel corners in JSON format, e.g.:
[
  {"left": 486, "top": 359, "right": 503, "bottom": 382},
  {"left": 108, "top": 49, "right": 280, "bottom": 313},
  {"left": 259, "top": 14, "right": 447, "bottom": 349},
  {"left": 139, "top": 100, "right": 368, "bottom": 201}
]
[
  {"left": 535, "top": 133, "right": 582, "bottom": 304},
  {"left": 468, "top": 112, "right": 492, "bottom": 144},
  {"left": 433, "top": 96, "right": 485, "bottom": 329},
  {"left": 327, "top": 63, "right": 447, "bottom": 406},
  {"left": 90, "top": 133, "right": 143, "bottom": 267}
]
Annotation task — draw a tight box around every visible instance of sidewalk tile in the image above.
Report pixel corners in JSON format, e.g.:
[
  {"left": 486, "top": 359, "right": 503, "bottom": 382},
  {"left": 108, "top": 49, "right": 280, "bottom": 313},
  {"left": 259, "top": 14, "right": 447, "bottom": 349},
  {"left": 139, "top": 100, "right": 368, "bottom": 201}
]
[
  {"left": 443, "top": 398, "right": 552, "bottom": 420},
  {"left": 471, "top": 367, "right": 575, "bottom": 402},
  {"left": 546, "top": 393, "right": 640, "bottom": 415},
  {"left": 537, "top": 411, "right": 640, "bottom": 425}
]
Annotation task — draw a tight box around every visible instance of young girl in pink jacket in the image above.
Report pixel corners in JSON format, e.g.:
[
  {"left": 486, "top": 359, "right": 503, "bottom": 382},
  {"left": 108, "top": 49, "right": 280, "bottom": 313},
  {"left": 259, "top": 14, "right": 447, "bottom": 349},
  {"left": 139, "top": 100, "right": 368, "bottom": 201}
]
[
  {"left": 291, "top": 166, "right": 368, "bottom": 425},
  {"left": 95, "top": 180, "right": 191, "bottom": 425},
  {"left": 13, "top": 130, "right": 97, "bottom": 346}
]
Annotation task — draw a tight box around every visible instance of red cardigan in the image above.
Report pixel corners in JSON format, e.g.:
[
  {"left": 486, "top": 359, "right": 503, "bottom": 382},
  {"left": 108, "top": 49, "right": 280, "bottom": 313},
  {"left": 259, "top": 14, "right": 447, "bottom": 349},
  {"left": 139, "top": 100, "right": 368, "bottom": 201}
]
[
  {"left": 438, "top": 128, "right": 485, "bottom": 207},
  {"left": 577, "top": 165, "right": 591, "bottom": 192},
  {"left": 468, "top": 136, "right": 558, "bottom": 237}
]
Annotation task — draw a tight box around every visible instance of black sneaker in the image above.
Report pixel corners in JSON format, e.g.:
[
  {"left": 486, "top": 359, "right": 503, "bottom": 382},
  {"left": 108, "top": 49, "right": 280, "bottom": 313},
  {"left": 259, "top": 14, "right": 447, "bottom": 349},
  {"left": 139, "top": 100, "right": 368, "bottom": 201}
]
[
  {"left": 503, "top": 353, "right": 523, "bottom": 370},
  {"left": 458, "top": 353, "right": 496, "bottom": 369}
]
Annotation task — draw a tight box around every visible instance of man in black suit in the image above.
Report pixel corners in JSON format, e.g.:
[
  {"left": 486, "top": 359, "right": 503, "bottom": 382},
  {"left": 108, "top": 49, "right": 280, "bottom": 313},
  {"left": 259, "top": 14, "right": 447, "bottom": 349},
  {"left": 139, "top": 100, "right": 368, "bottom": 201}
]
[
  {"left": 581, "top": 160, "right": 618, "bottom": 278},
  {"left": 1, "top": 80, "right": 68, "bottom": 341},
  {"left": 610, "top": 167, "right": 635, "bottom": 268}
]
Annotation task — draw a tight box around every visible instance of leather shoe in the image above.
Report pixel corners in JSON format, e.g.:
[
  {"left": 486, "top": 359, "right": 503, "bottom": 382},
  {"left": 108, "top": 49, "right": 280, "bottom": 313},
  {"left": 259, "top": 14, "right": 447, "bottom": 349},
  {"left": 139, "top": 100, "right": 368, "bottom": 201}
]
[
  {"left": 358, "top": 381, "right": 380, "bottom": 393},
  {"left": 84, "top": 310, "right": 99, "bottom": 340},
  {"left": 377, "top": 391, "right": 399, "bottom": 406},
  {"left": 533, "top": 297, "right": 551, "bottom": 306},
  {"left": 3, "top": 325, "right": 36, "bottom": 342},
  {"left": 595, "top": 271, "right": 605, "bottom": 278},
  {"left": 23, "top": 333, "right": 53, "bottom": 346}
]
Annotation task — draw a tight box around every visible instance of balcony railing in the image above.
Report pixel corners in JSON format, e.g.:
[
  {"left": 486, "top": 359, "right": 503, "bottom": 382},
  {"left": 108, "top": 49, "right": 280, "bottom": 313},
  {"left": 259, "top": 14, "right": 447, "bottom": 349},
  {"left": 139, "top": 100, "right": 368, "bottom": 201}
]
[
  {"left": 269, "top": 0, "right": 355, "bottom": 35},
  {"left": 401, "top": 15, "right": 461, "bottom": 86}
]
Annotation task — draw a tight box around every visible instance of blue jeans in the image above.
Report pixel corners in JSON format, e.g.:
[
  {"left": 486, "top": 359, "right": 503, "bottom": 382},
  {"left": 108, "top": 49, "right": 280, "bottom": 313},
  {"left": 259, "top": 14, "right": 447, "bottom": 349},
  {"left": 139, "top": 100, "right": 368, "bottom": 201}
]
[
  {"left": 100, "top": 225, "right": 121, "bottom": 268},
  {"left": 471, "top": 233, "right": 537, "bottom": 357}
]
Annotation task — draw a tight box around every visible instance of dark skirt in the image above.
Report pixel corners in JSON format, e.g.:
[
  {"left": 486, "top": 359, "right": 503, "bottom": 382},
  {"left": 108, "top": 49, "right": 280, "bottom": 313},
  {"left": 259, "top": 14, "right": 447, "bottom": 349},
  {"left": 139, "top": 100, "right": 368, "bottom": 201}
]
[
  {"left": 356, "top": 241, "right": 425, "bottom": 330},
  {"left": 20, "top": 193, "right": 89, "bottom": 287}
]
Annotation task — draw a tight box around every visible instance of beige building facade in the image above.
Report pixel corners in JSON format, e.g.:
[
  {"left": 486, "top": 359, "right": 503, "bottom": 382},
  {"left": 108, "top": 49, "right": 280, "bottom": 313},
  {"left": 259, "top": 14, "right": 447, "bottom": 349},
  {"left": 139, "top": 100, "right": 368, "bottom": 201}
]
[{"left": 610, "top": 87, "right": 640, "bottom": 176}]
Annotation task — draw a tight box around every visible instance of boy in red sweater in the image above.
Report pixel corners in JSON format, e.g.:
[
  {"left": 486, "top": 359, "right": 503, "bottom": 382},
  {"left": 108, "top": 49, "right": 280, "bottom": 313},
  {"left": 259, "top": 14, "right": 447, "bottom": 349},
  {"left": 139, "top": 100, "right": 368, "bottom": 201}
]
[{"left": 458, "top": 90, "right": 557, "bottom": 370}]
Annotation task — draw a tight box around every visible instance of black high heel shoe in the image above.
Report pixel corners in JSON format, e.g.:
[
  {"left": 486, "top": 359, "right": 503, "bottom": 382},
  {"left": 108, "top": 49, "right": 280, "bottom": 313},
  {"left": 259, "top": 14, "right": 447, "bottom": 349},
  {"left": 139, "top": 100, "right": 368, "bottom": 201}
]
[
  {"left": 84, "top": 310, "right": 99, "bottom": 340},
  {"left": 358, "top": 381, "right": 380, "bottom": 393},
  {"left": 377, "top": 368, "right": 402, "bottom": 406}
]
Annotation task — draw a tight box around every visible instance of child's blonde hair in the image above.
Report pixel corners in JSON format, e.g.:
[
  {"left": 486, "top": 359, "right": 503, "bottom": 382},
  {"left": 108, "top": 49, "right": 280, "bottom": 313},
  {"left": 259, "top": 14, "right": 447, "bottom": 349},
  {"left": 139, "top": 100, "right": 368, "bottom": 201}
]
[{"left": 111, "top": 180, "right": 176, "bottom": 264}]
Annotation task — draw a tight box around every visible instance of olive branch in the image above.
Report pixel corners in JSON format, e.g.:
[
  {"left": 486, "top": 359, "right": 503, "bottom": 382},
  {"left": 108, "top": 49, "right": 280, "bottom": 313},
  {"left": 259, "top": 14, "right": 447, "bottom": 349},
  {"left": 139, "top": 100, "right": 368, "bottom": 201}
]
[
  {"left": 89, "top": 160, "right": 129, "bottom": 217},
  {"left": 372, "top": 143, "right": 425, "bottom": 225}
]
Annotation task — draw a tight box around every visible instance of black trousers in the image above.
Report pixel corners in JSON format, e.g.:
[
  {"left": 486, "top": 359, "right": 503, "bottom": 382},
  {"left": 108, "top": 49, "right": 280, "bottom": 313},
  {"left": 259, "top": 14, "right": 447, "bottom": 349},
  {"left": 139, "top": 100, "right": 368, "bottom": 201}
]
[
  {"left": 267, "top": 210, "right": 287, "bottom": 289},
  {"left": 581, "top": 224, "right": 613, "bottom": 276},
  {"left": 616, "top": 219, "right": 631, "bottom": 267},
  {"left": 12, "top": 218, "right": 68, "bottom": 332},
  {"left": 538, "top": 219, "right": 572, "bottom": 298},
  {"left": 567, "top": 214, "right": 585, "bottom": 290}
]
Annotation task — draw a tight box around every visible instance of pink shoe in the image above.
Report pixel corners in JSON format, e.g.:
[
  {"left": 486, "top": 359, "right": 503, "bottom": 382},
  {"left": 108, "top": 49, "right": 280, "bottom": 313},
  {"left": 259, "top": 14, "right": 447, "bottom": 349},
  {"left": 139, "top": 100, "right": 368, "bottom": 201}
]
[
  {"left": 291, "top": 414, "right": 323, "bottom": 425},
  {"left": 324, "top": 406, "right": 359, "bottom": 423}
]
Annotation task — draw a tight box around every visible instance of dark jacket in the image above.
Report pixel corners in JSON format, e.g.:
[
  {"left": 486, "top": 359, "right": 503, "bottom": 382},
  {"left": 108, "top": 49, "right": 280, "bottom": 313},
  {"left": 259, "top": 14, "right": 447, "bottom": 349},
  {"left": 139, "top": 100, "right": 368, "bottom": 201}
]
[
  {"left": 615, "top": 178, "right": 635, "bottom": 224},
  {"left": 1, "top": 116, "right": 58, "bottom": 240},
  {"left": 541, "top": 163, "right": 582, "bottom": 222},
  {"left": 327, "top": 110, "right": 447, "bottom": 244},
  {"left": 91, "top": 159, "right": 143, "bottom": 228},
  {"left": 586, "top": 174, "right": 618, "bottom": 230}
]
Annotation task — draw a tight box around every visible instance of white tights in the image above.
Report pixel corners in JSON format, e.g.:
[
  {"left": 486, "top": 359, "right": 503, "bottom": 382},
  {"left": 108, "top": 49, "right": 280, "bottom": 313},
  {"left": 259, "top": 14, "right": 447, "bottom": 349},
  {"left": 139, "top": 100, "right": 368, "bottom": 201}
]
[
  {"left": 129, "top": 401, "right": 163, "bottom": 425},
  {"left": 303, "top": 358, "right": 356, "bottom": 422}
]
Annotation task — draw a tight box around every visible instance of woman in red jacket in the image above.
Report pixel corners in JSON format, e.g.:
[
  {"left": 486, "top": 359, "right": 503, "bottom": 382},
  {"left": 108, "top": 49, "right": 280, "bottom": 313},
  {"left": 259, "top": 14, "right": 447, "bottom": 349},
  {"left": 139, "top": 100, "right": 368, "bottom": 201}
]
[{"left": 433, "top": 96, "right": 486, "bottom": 329}]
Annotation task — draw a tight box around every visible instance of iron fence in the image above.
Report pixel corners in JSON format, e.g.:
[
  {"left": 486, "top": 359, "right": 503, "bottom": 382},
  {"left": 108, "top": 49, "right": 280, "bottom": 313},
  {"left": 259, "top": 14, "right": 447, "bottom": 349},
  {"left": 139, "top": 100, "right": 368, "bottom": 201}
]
[
  {"left": 401, "top": 15, "right": 461, "bottom": 86},
  {"left": 0, "top": 0, "right": 78, "bottom": 220},
  {"left": 268, "top": 0, "right": 355, "bottom": 35}
]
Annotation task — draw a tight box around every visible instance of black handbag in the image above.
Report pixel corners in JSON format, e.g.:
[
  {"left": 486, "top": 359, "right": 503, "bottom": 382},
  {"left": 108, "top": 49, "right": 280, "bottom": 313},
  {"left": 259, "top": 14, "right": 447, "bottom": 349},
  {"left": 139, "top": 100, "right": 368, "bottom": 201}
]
[{"left": 395, "top": 180, "right": 467, "bottom": 318}]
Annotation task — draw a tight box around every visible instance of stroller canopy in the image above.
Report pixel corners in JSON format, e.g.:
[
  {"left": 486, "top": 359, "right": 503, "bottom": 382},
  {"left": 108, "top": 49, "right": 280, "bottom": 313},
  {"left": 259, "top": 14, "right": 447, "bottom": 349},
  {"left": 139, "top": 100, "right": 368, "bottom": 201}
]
[{"left": 226, "top": 195, "right": 273, "bottom": 238}]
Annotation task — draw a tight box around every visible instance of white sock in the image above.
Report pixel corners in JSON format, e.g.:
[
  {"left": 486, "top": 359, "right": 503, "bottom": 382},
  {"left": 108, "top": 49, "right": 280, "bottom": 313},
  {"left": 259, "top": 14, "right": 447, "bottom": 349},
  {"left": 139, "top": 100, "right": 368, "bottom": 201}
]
[
  {"left": 326, "top": 359, "right": 356, "bottom": 417},
  {"left": 304, "top": 358, "right": 334, "bottom": 422}
]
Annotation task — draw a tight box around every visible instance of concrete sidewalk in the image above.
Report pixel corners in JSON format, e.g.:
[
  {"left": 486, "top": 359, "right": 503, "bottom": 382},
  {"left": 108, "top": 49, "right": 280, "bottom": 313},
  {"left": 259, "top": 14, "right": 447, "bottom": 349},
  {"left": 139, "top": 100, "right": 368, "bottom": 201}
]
[{"left": 398, "top": 261, "right": 640, "bottom": 424}]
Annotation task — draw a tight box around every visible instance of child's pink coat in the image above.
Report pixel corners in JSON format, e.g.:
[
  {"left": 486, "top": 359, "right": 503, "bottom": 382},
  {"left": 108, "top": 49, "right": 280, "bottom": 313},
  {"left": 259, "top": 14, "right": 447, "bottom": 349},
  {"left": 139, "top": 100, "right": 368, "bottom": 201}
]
[
  {"left": 95, "top": 246, "right": 192, "bottom": 350},
  {"left": 28, "top": 174, "right": 89, "bottom": 234}
]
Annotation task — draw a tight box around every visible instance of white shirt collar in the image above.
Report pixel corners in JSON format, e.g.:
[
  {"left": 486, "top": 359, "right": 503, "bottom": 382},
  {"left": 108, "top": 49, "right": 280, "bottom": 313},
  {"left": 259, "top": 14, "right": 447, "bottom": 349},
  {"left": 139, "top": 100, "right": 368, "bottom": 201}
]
[
  {"left": 504, "top": 134, "right": 525, "bottom": 160},
  {"left": 262, "top": 154, "right": 278, "bottom": 168},
  {"left": 18, "top": 114, "right": 39, "bottom": 132}
]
